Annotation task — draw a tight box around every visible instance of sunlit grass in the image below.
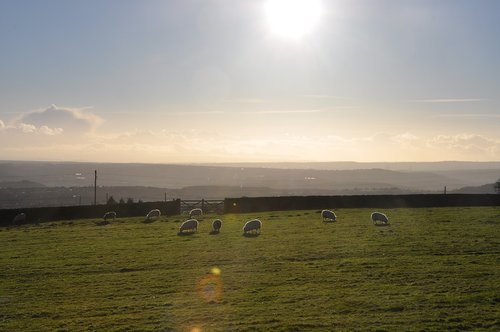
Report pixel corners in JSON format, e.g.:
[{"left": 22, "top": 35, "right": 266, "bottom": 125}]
[{"left": 0, "top": 207, "right": 499, "bottom": 331}]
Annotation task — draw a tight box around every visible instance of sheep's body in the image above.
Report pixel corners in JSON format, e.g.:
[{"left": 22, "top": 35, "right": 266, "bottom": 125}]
[
  {"left": 321, "top": 209, "right": 336, "bottom": 222},
  {"left": 179, "top": 219, "right": 199, "bottom": 233},
  {"left": 243, "top": 219, "right": 262, "bottom": 234},
  {"left": 371, "top": 212, "right": 389, "bottom": 225},
  {"left": 189, "top": 208, "right": 203, "bottom": 219},
  {"left": 103, "top": 211, "right": 116, "bottom": 221},
  {"left": 12, "top": 213, "right": 26, "bottom": 224},
  {"left": 145, "top": 209, "right": 161, "bottom": 221},
  {"left": 212, "top": 219, "right": 222, "bottom": 232}
]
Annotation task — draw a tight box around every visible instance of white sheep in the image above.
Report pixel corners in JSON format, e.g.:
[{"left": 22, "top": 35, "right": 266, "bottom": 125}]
[
  {"left": 189, "top": 208, "right": 203, "bottom": 219},
  {"left": 212, "top": 219, "right": 222, "bottom": 233},
  {"left": 179, "top": 218, "right": 199, "bottom": 233},
  {"left": 103, "top": 211, "right": 117, "bottom": 221},
  {"left": 12, "top": 213, "right": 26, "bottom": 224},
  {"left": 321, "top": 209, "right": 336, "bottom": 222},
  {"left": 145, "top": 209, "right": 161, "bottom": 221},
  {"left": 371, "top": 212, "right": 389, "bottom": 225},
  {"left": 243, "top": 219, "right": 262, "bottom": 235}
]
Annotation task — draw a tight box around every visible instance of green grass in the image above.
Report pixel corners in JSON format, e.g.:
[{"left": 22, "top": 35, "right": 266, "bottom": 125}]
[{"left": 1, "top": 207, "right": 499, "bottom": 331}]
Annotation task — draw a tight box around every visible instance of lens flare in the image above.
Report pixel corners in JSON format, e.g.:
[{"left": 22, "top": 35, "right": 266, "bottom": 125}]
[
  {"left": 210, "top": 267, "right": 221, "bottom": 275},
  {"left": 197, "top": 267, "right": 224, "bottom": 302}
]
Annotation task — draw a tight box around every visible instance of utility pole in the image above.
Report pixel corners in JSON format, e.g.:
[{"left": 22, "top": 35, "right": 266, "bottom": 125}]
[{"left": 94, "top": 170, "right": 97, "bottom": 205}]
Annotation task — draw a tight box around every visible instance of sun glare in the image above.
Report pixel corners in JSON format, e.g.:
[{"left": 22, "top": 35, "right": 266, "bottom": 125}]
[{"left": 265, "top": 0, "right": 323, "bottom": 40}]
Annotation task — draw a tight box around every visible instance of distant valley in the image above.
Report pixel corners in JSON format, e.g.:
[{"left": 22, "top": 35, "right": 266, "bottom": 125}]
[{"left": 0, "top": 160, "right": 498, "bottom": 208}]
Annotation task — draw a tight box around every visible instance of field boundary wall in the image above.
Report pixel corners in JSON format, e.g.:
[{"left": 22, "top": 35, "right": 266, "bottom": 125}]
[
  {"left": 223, "top": 194, "right": 500, "bottom": 214},
  {"left": 0, "top": 199, "right": 181, "bottom": 226}
]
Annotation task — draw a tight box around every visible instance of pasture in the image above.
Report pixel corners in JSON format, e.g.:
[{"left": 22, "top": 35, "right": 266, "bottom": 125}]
[{"left": 0, "top": 207, "right": 499, "bottom": 331}]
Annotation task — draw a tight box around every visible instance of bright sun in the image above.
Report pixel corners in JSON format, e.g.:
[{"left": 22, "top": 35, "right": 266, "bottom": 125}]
[{"left": 265, "top": 0, "right": 323, "bottom": 40}]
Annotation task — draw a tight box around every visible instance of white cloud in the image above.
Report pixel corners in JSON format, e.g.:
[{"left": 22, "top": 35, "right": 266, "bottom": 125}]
[
  {"left": 3, "top": 122, "right": 64, "bottom": 136},
  {"left": 13, "top": 104, "right": 102, "bottom": 134},
  {"left": 39, "top": 125, "right": 64, "bottom": 136},
  {"left": 2, "top": 108, "right": 500, "bottom": 162},
  {"left": 427, "top": 134, "right": 500, "bottom": 157},
  {"left": 17, "top": 123, "right": 37, "bottom": 133},
  {"left": 0, "top": 119, "right": 5, "bottom": 130}
]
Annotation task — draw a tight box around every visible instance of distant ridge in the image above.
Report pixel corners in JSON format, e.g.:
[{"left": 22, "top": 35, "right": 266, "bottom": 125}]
[
  {"left": 0, "top": 180, "right": 46, "bottom": 189},
  {"left": 198, "top": 161, "right": 500, "bottom": 171},
  {"left": 0, "top": 160, "right": 498, "bottom": 191}
]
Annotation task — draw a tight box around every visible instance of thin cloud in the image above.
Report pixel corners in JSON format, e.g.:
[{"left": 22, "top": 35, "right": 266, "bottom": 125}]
[
  {"left": 303, "top": 94, "right": 348, "bottom": 100},
  {"left": 431, "top": 113, "right": 500, "bottom": 118},
  {"left": 245, "top": 109, "right": 323, "bottom": 114},
  {"left": 409, "top": 98, "right": 488, "bottom": 103},
  {"left": 223, "top": 98, "right": 266, "bottom": 104},
  {"left": 166, "top": 109, "right": 323, "bottom": 115},
  {"left": 170, "top": 110, "right": 226, "bottom": 115}
]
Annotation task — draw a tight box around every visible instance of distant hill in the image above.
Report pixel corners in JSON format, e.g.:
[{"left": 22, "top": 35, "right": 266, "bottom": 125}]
[
  {"left": 452, "top": 183, "right": 496, "bottom": 194},
  {"left": 200, "top": 161, "right": 500, "bottom": 171},
  {"left": 0, "top": 160, "right": 498, "bottom": 192},
  {"left": 0, "top": 180, "right": 46, "bottom": 189}
]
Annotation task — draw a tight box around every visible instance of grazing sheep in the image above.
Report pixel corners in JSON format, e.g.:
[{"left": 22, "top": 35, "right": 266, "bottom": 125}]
[
  {"left": 189, "top": 208, "right": 203, "bottom": 219},
  {"left": 103, "top": 211, "right": 117, "bottom": 221},
  {"left": 12, "top": 213, "right": 26, "bottom": 224},
  {"left": 145, "top": 209, "right": 161, "bottom": 221},
  {"left": 321, "top": 209, "right": 336, "bottom": 222},
  {"left": 371, "top": 212, "right": 389, "bottom": 225},
  {"left": 243, "top": 219, "right": 262, "bottom": 235},
  {"left": 212, "top": 219, "right": 222, "bottom": 233},
  {"left": 179, "top": 218, "right": 199, "bottom": 233}
]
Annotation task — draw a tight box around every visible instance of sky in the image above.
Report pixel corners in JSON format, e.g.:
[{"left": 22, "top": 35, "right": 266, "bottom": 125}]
[{"left": 0, "top": 0, "right": 499, "bottom": 163}]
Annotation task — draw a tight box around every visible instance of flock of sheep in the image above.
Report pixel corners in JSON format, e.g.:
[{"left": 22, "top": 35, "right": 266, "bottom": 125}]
[
  {"left": 321, "top": 209, "right": 389, "bottom": 226},
  {"left": 177, "top": 208, "right": 262, "bottom": 235},
  {"left": 11, "top": 208, "right": 389, "bottom": 232}
]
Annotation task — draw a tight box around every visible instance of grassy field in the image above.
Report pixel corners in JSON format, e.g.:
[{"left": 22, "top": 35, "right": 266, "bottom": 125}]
[{"left": 1, "top": 207, "right": 499, "bottom": 331}]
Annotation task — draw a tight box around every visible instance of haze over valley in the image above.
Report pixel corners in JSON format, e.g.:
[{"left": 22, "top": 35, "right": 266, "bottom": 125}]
[{"left": 1, "top": 160, "right": 498, "bottom": 208}]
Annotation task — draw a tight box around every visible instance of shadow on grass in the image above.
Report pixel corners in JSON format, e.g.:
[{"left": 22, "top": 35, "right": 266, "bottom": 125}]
[
  {"left": 373, "top": 222, "right": 390, "bottom": 227},
  {"left": 142, "top": 219, "right": 156, "bottom": 224},
  {"left": 243, "top": 232, "right": 260, "bottom": 238},
  {"left": 323, "top": 220, "right": 337, "bottom": 223},
  {"left": 94, "top": 220, "right": 110, "bottom": 226},
  {"left": 177, "top": 231, "right": 196, "bottom": 236},
  {"left": 209, "top": 230, "right": 220, "bottom": 235}
]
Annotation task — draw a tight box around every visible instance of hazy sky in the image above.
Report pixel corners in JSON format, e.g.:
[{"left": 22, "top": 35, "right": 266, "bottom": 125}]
[{"left": 1, "top": 0, "right": 499, "bottom": 163}]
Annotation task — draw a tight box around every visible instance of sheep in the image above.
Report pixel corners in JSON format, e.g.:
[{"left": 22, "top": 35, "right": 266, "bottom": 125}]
[
  {"left": 189, "top": 208, "right": 203, "bottom": 219},
  {"left": 371, "top": 212, "right": 389, "bottom": 225},
  {"left": 12, "top": 213, "right": 26, "bottom": 224},
  {"left": 212, "top": 219, "right": 222, "bottom": 233},
  {"left": 321, "top": 209, "right": 336, "bottom": 222},
  {"left": 243, "top": 219, "right": 262, "bottom": 235},
  {"left": 103, "top": 211, "right": 116, "bottom": 221},
  {"left": 179, "top": 218, "right": 199, "bottom": 234},
  {"left": 145, "top": 209, "right": 161, "bottom": 222}
]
